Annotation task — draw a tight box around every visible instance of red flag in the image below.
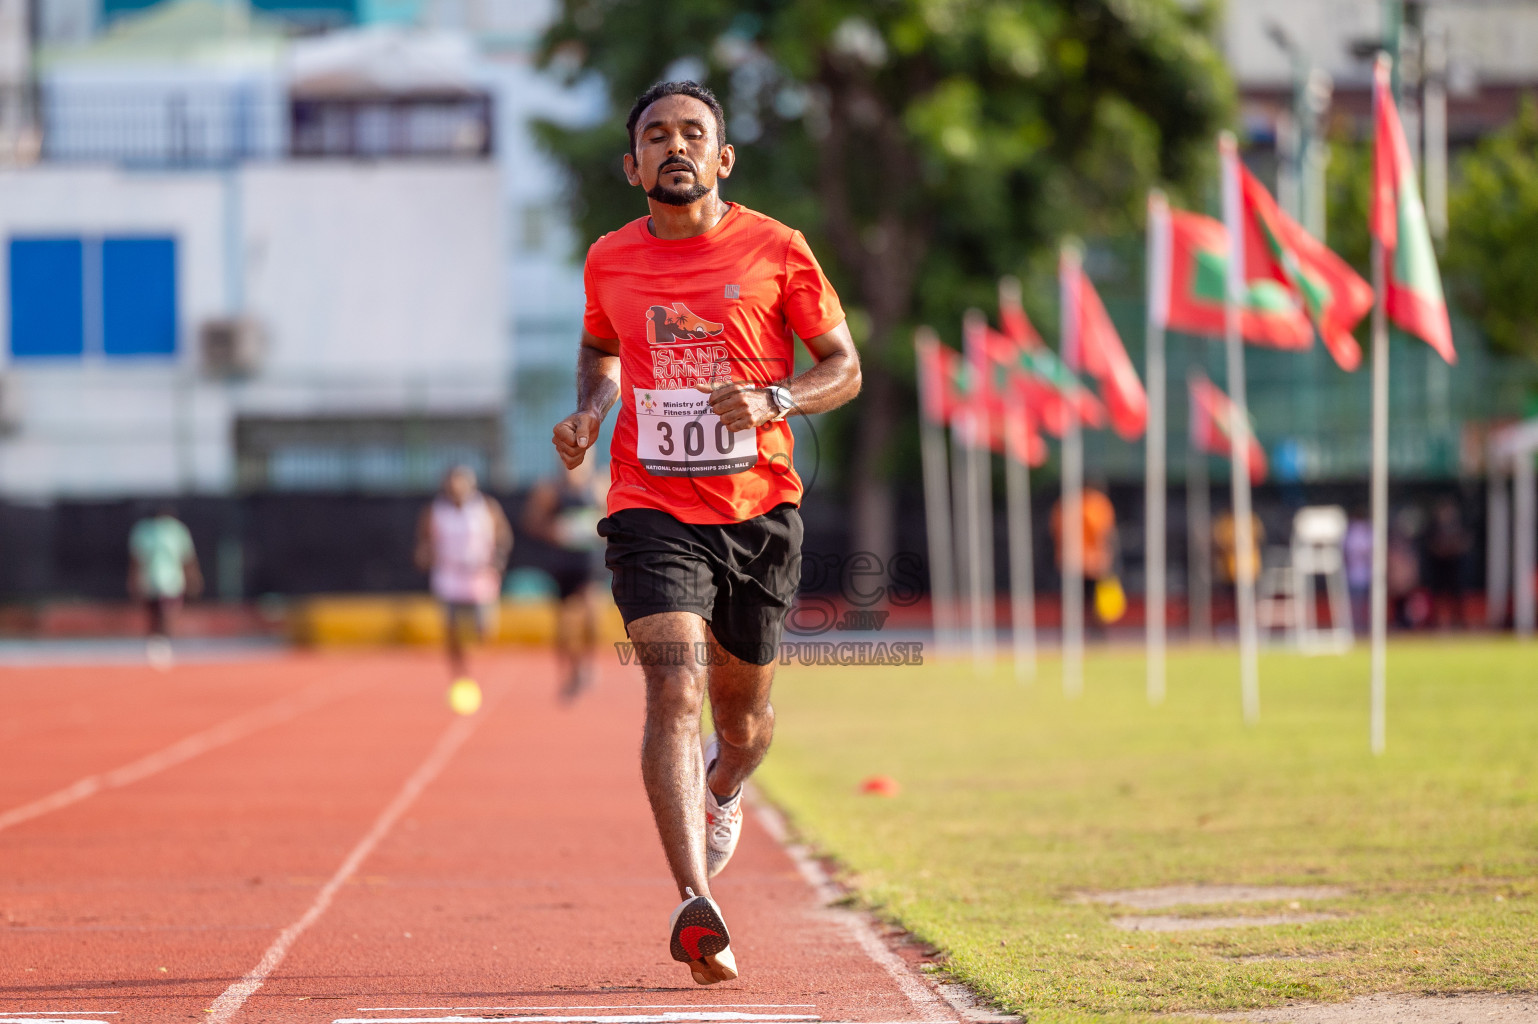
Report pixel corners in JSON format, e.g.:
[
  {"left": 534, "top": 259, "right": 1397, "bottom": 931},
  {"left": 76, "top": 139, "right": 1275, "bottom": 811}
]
[
  {"left": 1156, "top": 204, "right": 1314, "bottom": 350},
  {"left": 1190, "top": 372, "right": 1267, "bottom": 484},
  {"left": 998, "top": 276, "right": 1044, "bottom": 351},
  {"left": 974, "top": 322, "right": 1106, "bottom": 437},
  {"left": 1236, "top": 163, "right": 1375, "bottom": 372},
  {"left": 962, "top": 311, "right": 1049, "bottom": 463},
  {"left": 1372, "top": 57, "right": 1455, "bottom": 363},
  {"left": 1064, "top": 259, "right": 1147, "bottom": 440},
  {"left": 999, "top": 373, "right": 1048, "bottom": 466},
  {"left": 915, "top": 329, "right": 962, "bottom": 425}
]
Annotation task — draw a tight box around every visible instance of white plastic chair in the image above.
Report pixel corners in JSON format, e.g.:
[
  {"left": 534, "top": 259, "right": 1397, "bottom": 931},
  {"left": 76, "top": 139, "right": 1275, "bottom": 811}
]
[{"left": 1291, "top": 505, "right": 1353, "bottom": 654}]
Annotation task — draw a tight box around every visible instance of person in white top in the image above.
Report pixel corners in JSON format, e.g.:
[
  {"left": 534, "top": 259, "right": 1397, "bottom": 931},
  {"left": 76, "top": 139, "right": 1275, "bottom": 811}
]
[{"left": 415, "top": 466, "right": 513, "bottom": 683}]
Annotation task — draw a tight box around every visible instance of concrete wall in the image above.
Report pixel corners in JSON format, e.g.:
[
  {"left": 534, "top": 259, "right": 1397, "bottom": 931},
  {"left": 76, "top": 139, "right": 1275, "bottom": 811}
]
[
  {"left": 0, "top": 160, "right": 504, "bottom": 498},
  {"left": 1226, "top": 0, "right": 1538, "bottom": 89}
]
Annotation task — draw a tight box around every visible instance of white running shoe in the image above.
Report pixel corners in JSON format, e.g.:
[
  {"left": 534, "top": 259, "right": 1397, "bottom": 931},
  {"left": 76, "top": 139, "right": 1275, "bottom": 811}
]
[
  {"left": 667, "top": 886, "right": 738, "bottom": 985},
  {"left": 702, "top": 736, "right": 744, "bottom": 878}
]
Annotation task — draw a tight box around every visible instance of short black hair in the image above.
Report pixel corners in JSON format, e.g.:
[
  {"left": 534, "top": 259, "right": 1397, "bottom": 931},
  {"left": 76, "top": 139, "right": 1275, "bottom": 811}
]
[{"left": 626, "top": 80, "right": 727, "bottom": 157}]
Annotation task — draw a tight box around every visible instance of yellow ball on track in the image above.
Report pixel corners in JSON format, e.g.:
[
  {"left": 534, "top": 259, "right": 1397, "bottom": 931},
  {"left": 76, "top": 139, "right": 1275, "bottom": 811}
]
[{"left": 448, "top": 678, "right": 482, "bottom": 716}]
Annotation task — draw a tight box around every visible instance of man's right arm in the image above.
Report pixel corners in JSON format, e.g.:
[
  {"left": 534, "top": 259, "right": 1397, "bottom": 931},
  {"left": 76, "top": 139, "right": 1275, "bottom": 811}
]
[{"left": 552, "top": 330, "right": 621, "bottom": 469}]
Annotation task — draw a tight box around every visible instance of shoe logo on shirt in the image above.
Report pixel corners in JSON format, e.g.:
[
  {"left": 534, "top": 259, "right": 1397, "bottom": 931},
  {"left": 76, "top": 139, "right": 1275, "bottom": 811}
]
[
  {"left": 724, "top": 284, "right": 740, "bottom": 299},
  {"left": 647, "top": 302, "right": 724, "bottom": 346}
]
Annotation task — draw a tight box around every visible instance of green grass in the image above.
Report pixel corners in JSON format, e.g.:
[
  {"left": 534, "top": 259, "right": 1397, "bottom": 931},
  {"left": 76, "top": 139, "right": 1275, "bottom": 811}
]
[{"left": 755, "top": 639, "right": 1538, "bottom": 1022}]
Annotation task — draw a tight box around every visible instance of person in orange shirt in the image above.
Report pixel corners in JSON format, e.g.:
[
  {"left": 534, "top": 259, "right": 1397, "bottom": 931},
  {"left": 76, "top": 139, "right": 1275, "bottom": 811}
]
[
  {"left": 1051, "top": 483, "right": 1118, "bottom": 626},
  {"left": 551, "top": 81, "right": 861, "bottom": 985}
]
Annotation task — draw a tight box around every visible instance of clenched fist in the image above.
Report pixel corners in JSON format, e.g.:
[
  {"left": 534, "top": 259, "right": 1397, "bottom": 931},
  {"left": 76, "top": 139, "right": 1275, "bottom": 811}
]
[{"left": 552, "top": 410, "right": 603, "bottom": 468}]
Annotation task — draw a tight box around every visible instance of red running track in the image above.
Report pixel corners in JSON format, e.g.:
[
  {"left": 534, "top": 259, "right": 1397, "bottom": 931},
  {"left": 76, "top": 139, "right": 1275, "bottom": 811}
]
[{"left": 0, "top": 650, "right": 953, "bottom": 1024}]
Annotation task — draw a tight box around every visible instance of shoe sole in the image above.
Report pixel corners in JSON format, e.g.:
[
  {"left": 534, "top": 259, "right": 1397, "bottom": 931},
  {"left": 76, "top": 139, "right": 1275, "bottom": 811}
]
[{"left": 668, "top": 896, "right": 736, "bottom": 985}]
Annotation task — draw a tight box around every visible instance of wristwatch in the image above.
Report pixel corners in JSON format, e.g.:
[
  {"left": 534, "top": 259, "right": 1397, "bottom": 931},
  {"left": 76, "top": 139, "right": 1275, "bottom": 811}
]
[{"left": 764, "top": 385, "right": 794, "bottom": 422}]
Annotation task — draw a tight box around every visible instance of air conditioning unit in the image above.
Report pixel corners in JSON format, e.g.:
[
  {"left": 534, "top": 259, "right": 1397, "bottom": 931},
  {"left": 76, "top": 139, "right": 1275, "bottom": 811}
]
[
  {"left": 0, "top": 372, "right": 20, "bottom": 435},
  {"left": 200, "top": 317, "right": 266, "bottom": 379}
]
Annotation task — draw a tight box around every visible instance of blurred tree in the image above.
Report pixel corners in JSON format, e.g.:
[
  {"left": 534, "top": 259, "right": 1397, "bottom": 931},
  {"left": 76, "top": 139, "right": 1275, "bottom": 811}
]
[
  {"left": 1323, "top": 132, "right": 1371, "bottom": 274},
  {"left": 1444, "top": 96, "right": 1538, "bottom": 362},
  {"left": 537, "top": 0, "right": 1232, "bottom": 563}
]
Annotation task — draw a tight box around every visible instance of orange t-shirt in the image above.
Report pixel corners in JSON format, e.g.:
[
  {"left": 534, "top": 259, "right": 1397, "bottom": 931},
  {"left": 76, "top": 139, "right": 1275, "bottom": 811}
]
[
  {"left": 1051, "top": 489, "right": 1117, "bottom": 579},
  {"left": 582, "top": 204, "right": 845, "bottom": 525}
]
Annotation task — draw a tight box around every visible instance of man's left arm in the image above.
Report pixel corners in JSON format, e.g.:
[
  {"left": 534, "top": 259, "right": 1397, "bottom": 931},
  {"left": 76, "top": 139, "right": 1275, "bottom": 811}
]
[{"left": 708, "top": 320, "right": 861, "bottom": 432}]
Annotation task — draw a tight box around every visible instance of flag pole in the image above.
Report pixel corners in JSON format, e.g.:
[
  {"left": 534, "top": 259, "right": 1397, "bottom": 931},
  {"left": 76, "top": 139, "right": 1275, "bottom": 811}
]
[
  {"left": 1369, "top": 232, "right": 1389, "bottom": 752},
  {"left": 1369, "top": 57, "right": 1391, "bottom": 755},
  {"left": 1004, "top": 384, "right": 1037, "bottom": 683},
  {"left": 1186, "top": 369, "right": 1213, "bottom": 642},
  {"left": 1060, "top": 241, "right": 1085, "bottom": 699},
  {"left": 1220, "top": 132, "right": 1261, "bottom": 724},
  {"left": 963, "top": 312, "right": 998, "bottom": 671},
  {"left": 915, "top": 329, "right": 958, "bottom": 654},
  {"left": 1145, "top": 190, "right": 1171, "bottom": 705},
  {"left": 955, "top": 407, "right": 987, "bottom": 672}
]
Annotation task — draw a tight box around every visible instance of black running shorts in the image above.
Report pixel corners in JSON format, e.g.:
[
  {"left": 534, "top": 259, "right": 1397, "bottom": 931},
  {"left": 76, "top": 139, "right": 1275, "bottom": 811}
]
[{"left": 598, "top": 504, "right": 802, "bottom": 666}]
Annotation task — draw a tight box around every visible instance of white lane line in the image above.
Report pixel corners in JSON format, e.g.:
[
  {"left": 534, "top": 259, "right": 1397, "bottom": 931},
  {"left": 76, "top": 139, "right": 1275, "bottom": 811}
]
[
  {"left": 207, "top": 710, "right": 485, "bottom": 1024},
  {"left": 356, "top": 1009, "right": 817, "bottom": 1014},
  {"left": 0, "top": 673, "right": 373, "bottom": 836},
  {"left": 334, "top": 1017, "right": 816, "bottom": 1024},
  {"left": 0, "top": 1019, "right": 116, "bottom": 1023},
  {"left": 749, "top": 797, "right": 957, "bottom": 1024}
]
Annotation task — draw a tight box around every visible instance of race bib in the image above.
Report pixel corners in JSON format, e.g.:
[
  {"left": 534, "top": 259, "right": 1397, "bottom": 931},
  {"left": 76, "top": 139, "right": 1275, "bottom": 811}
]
[{"left": 633, "top": 387, "right": 757, "bottom": 476}]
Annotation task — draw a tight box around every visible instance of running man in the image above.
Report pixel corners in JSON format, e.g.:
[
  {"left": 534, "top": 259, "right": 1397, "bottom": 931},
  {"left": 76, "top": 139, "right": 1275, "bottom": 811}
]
[
  {"left": 550, "top": 81, "right": 861, "bottom": 985},
  {"left": 128, "top": 504, "right": 202, "bottom": 669},
  {"left": 522, "top": 459, "right": 608, "bottom": 701},
  {"left": 414, "top": 466, "right": 513, "bottom": 702}
]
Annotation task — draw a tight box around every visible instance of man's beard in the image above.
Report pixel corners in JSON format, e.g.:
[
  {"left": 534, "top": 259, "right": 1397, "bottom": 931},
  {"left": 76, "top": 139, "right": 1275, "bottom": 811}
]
[{"left": 647, "top": 174, "right": 713, "bottom": 206}]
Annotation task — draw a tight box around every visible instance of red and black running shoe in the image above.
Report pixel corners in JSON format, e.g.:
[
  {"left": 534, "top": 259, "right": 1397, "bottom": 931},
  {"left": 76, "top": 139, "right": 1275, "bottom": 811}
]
[{"left": 667, "top": 887, "right": 738, "bottom": 985}]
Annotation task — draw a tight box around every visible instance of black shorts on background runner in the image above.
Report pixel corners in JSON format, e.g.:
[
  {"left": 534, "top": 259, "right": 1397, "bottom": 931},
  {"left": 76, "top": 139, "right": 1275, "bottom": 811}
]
[{"left": 598, "top": 504, "right": 802, "bottom": 666}]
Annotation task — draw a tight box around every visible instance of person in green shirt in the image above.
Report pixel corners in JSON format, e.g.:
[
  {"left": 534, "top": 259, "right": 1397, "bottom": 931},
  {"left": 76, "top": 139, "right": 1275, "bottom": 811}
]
[{"left": 128, "top": 506, "right": 202, "bottom": 664}]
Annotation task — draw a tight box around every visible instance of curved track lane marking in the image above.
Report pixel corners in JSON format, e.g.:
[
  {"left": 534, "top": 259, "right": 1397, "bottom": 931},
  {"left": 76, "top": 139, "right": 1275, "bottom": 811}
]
[
  {"left": 206, "top": 708, "right": 488, "bottom": 1024},
  {"left": 0, "top": 672, "right": 375, "bottom": 836},
  {"left": 750, "top": 799, "right": 956, "bottom": 1024}
]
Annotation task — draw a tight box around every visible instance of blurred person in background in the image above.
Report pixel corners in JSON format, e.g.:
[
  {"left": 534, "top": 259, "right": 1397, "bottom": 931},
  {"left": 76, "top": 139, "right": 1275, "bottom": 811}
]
[
  {"left": 522, "top": 459, "right": 609, "bottom": 702},
  {"left": 1344, "top": 507, "right": 1373, "bottom": 634},
  {"left": 1389, "top": 508, "right": 1426, "bottom": 628},
  {"left": 1213, "top": 506, "right": 1264, "bottom": 627},
  {"left": 128, "top": 505, "right": 202, "bottom": 670},
  {"left": 415, "top": 466, "right": 513, "bottom": 703},
  {"left": 550, "top": 80, "right": 860, "bottom": 985},
  {"left": 1424, "top": 496, "right": 1471, "bottom": 628},
  {"left": 1051, "top": 481, "right": 1118, "bottom": 631}
]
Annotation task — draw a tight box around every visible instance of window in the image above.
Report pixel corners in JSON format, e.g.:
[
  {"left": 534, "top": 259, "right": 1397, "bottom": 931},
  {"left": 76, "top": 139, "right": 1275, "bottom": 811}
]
[
  {"left": 103, "top": 238, "right": 177, "bottom": 356},
  {"left": 9, "top": 239, "right": 85, "bottom": 358},
  {"left": 8, "top": 235, "right": 178, "bottom": 360}
]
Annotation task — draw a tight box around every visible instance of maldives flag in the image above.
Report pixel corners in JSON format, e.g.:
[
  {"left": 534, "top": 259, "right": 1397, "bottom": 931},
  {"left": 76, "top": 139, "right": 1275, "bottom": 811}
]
[
  {"left": 914, "top": 328, "right": 963, "bottom": 425},
  {"left": 959, "top": 311, "right": 1049, "bottom": 463},
  {"left": 998, "top": 275, "right": 1044, "bottom": 351},
  {"left": 1189, "top": 372, "right": 1267, "bottom": 483},
  {"left": 996, "top": 373, "right": 1048, "bottom": 466},
  {"left": 1372, "top": 57, "right": 1456, "bottom": 363},
  {"left": 1149, "top": 197, "right": 1313, "bottom": 350},
  {"left": 1063, "top": 255, "right": 1147, "bottom": 440},
  {"left": 1236, "top": 163, "right": 1375, "bottom": 371},
  {"left": 973, "top": 320, "right": 1106, "bottom": 437}
]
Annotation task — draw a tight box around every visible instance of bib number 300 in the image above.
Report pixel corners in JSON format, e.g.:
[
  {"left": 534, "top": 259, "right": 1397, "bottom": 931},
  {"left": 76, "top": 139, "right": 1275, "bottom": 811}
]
[{"left": 634, "top": 387, "right": 758, "bottom": 476}]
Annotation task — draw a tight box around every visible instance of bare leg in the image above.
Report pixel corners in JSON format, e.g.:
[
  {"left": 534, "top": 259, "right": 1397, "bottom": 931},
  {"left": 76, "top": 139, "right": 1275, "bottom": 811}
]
[
  {"left": 630, "top": 611, "right": 712, "bottom": 901},
  {"left": 704, "top": 635, "right": 775, "bottom": 801}
]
